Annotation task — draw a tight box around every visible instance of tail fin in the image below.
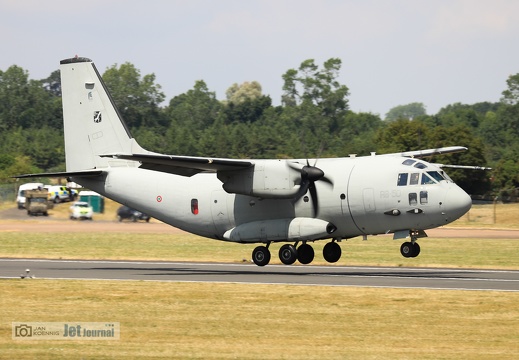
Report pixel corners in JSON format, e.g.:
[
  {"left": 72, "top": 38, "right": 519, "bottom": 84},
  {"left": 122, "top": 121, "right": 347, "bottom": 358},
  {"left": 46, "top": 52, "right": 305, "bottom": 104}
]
[{"left": 60, "top": 57, "right": 146, "bottom": 172}]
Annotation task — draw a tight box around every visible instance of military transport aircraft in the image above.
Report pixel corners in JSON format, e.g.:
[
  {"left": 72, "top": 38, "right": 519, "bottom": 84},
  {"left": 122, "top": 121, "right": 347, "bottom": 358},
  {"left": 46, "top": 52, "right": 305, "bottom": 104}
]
[{"left": 16, "top": 57, "right": 473, "bottom": 266}]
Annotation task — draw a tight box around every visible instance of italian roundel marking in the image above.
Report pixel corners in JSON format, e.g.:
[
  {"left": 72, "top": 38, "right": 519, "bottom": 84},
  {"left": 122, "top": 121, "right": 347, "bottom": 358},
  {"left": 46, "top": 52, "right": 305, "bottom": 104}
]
[{"left": 156, "top": 196, "right": 163, "bottom": 203}]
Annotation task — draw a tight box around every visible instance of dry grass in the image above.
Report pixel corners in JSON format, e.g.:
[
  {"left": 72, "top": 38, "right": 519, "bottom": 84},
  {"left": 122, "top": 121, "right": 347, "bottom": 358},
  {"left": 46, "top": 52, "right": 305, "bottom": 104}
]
[
  {"left": 455, "top": 203, "right": 519, "bottom": 229},
  {"left": 1, "top": 231, "right": 519, "bottom": 269},
  {"left": 1, "top": 201, "right": 519, "bottom": 358},
  {"left": 1, "top": 280, "right": 518, "bottom": 359}
]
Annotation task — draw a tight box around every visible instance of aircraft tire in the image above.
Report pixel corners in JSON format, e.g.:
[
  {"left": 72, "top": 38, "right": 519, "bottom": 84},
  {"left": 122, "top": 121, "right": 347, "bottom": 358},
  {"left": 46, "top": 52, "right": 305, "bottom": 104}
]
[
  {"left": 323, "top": 242, "right": 341, "bottom": 263},
  {"left": 400, "top": 242, "right": 415, "bottom": 258},
  {"left": 411, "top": 242, "right": 420, "bottom": 257},
  {"left": 252, "top": 246, "right": 271, "bottom": 266},
  {"left": 297, "top": 244, "right": 315, "bottom": 264},
  {"left": 279, "top": 244, "right": 297, "bottom": 265}
]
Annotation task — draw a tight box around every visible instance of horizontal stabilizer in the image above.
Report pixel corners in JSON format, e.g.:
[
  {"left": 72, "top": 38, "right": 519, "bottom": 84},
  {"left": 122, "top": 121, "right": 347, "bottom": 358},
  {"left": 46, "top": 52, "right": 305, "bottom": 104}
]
[
  {"left": 101, "top": 153, "right": 253, "bottom": 177},
  {"left": 13, "top": 169, "right": 104, "bottom": 179}
]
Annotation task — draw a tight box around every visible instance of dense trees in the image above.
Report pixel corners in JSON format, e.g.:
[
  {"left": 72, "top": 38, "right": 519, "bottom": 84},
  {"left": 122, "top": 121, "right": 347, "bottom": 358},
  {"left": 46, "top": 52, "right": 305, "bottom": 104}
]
[
  {"left": 385, "top": 102, "right": 427, "bottom": 121},
  {"left": 1, "top": 59, "right": 518, "bottom": 199}
]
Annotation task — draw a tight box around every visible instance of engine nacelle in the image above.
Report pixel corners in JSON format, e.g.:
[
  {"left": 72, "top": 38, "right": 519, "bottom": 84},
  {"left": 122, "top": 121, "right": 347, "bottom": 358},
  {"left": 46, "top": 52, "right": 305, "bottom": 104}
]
[
  {"left": 223, "top": 217, "right": 337, "bottom": 243},
  {"left": 217, "top": 160, "right": 301, "bottom": 198}
]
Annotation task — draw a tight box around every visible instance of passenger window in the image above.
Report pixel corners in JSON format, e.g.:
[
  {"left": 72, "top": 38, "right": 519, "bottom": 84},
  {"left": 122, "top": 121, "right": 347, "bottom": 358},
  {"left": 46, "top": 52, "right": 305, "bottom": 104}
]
[
  {"left": 409, "top": 193, "right": 417, "bottom": 206},
  {"left": 191, "top": 199, "right": 199, "bottom": 215},
  {"left": 410, "top": 173, "right": 419, "bottom": 185},
  {"left": 421, "top": 173, "right": 436, "bottom": 185},
  {"left": 420, "top": 191, "right": 428, "bottom": 204},
  {"left": 397, "top": 173, "right": 408, "bottom": 186}
]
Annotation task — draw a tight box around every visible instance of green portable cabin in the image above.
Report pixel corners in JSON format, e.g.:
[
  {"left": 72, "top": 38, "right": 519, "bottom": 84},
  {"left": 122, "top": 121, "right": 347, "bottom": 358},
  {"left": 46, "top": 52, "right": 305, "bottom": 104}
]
[{"left": 79, "top": 190, "right": 104, "bottom": 213}]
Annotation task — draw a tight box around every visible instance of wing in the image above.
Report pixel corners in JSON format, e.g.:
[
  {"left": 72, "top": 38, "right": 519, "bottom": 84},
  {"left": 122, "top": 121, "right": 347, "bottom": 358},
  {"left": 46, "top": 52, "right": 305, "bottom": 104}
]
[
  {"left": 384, "top": 146, "right": 468, "bottom": 158},
  {"left": 13, "top": 169, "right": 104, "bottom": 179},
  {"left": 101, "top": 153, "right": 253, "bottom": 176}
]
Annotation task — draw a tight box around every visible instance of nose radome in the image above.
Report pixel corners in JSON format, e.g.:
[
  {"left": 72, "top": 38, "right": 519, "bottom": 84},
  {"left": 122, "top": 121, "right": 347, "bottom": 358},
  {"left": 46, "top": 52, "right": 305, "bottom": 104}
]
[{"left": 445, "top": 185, "right": 472, "bottom": 222}]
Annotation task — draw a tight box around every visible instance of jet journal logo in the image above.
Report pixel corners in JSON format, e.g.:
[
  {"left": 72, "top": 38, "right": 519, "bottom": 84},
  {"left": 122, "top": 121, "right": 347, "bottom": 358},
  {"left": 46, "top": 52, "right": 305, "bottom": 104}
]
[{"left": 12, "top": 322, "right": 120, "bottom": 340}]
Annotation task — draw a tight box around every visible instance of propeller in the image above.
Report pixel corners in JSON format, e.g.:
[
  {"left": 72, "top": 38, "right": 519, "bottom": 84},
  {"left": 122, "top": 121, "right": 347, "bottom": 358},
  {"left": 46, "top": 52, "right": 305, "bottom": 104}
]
[{"left": 289, "top": 160, "right": 333, "bottom": 217}]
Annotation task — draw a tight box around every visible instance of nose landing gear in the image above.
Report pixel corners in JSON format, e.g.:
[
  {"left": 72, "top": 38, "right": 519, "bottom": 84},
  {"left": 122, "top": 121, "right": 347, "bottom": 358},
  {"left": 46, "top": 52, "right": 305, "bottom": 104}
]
[{"left": 400, "top": 241, "right": 421, "bottom": 258}]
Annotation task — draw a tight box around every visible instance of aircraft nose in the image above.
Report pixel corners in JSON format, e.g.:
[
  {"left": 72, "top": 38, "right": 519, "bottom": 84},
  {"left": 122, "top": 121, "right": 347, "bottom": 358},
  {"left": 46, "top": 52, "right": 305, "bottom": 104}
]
[{"left": 444, "top": 185, "right": 472, "bottom": 222}]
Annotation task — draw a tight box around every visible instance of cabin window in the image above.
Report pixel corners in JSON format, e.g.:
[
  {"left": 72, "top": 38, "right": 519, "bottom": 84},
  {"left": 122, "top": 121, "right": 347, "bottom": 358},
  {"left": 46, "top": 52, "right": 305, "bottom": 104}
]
[
  {"left": 397, "top": 173, "right": 408, "bottom": 186},
  {"left": 420, "top": 191, "right": 428, "bottom": 204},
  {"left": 409, "top": 193, "right": 417, "bottom": 206},
  {"left": 402, "top": 159, "right": 416, "bottom": 166},
  {"left": 410, "top": 173, "right": 420, "bottom": 185},
  {"left": 191, "top": 199, "right": 199, "bottom": 215}
]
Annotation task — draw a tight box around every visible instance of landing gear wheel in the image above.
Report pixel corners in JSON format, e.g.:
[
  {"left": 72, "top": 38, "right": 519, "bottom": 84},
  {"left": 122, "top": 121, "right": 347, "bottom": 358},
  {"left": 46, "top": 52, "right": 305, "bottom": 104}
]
[
  {"left": 411, "top": 242, "right": 420, "bottom": 257},
  {"left": 297, "top": 244, "right": 315, "bottom": 264},
  {"left": 323, "top": 242, "right": 342, "bottom": 263},
  {"left": 252, "top": 246, "right": 271, "bottom": 266},
  {"left": 279, "top": 244, "right": 297, "bottom": 265},
  {"left": 400, "top": 242, "right": 420, "bottom": 258}
]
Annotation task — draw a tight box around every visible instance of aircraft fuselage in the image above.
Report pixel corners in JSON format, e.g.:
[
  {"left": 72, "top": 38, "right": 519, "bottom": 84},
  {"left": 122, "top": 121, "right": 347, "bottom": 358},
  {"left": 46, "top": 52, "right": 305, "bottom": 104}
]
[{"left": 76, "top": 154, "right": 471, "bottom": 243}]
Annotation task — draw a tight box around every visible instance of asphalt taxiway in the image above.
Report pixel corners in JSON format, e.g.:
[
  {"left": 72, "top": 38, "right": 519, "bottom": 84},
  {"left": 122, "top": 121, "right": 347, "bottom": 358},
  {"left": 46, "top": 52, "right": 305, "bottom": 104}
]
[{"left": 1, "top": 259, "right": 518, "bottom": 291}]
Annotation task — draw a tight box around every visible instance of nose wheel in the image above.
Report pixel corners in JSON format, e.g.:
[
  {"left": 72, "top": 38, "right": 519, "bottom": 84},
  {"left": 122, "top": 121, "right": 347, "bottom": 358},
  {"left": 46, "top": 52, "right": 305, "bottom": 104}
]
[{"left": 400, "top": 241, "right": 420, "bottom": 258}]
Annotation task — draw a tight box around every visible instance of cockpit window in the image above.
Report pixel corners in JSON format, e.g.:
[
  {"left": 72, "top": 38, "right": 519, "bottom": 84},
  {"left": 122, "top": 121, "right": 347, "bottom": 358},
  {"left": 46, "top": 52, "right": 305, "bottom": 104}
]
[
  {"left": 402, "top": 159, "right": 416, "bottom": 166},
  {"left": 410, "top": 173, "right": 420, "bottom": 185},
  {"left": 440, "top": 171, "right": 453, "bottom": 182},
  {"left": 414, "top": 162, "right": 428, "bottom": 169},
  {"left": 397, "top": 173, "right": 408, "bottom": 186},
  {"left": 427, "top": 171, "right": 445, "bottom": 182},
  {"left": 421, "top": 173, "right": 436, "bottom": 185}
]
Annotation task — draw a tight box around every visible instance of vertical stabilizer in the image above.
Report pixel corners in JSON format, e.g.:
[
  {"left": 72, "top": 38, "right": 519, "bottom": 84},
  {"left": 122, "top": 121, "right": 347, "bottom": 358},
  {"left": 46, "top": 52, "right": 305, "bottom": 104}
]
[{"left": 60, "top": 57, "right": 146, "bottom": 172}]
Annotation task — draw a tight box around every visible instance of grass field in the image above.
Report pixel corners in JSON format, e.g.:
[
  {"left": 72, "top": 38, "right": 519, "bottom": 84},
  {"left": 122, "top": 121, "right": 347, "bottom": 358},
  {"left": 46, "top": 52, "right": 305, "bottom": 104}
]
[
  {"left": 1, "top": 280, "right": 518, "bottom": 359},
  {"left": 1, "top": 231, "right": 519, "bottom": 269},
  {"left": 1, "top": 201, "right": 519, "bottom": 359}
]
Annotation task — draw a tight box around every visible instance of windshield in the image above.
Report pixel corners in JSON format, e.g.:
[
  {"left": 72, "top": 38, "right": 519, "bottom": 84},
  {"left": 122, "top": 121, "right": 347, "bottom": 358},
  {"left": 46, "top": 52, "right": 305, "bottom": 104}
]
[{"left": 427, "top": 171, "right": 446, "bottom": 182}]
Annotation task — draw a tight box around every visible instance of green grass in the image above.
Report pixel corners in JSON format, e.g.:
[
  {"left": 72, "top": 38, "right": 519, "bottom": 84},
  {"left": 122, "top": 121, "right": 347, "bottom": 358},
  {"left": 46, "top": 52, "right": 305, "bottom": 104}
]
[
  {"left": 1, "top": 280, "right": 518, "bottom": 359},
  {"left": 1, "top": 231, "right": 519, "bottom": 269}
]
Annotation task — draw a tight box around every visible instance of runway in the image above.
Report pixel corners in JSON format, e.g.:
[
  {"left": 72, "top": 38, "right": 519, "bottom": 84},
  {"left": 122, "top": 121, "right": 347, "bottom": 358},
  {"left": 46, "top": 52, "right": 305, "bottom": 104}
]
[{"left": 1, "top": 258, "right": 518, "bottom": 291}]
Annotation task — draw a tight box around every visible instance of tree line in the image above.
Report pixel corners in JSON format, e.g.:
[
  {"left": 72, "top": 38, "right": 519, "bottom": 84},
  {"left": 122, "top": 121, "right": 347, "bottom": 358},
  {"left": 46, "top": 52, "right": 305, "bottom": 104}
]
[{"left": 1, "top": 58, "right": 518, "bottom": 199}]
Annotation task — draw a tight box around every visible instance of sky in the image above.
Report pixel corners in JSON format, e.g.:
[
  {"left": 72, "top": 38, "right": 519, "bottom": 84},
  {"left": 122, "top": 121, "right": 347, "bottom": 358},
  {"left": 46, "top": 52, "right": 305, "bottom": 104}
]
[{"left": 1, "top": 0, "right": 519, "bottom": 117}]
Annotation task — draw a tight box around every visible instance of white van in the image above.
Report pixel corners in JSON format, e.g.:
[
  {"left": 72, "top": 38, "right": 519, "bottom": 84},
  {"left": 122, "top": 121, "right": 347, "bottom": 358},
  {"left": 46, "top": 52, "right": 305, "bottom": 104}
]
[{"left": 16, "top": 182, "right": 44, "bottom": 209}]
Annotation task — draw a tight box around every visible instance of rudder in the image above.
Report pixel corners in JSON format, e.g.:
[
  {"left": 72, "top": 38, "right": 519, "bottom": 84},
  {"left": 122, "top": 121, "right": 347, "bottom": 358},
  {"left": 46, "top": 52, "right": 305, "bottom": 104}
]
[{"left": 60, "top": 57, "right": 145, "bottom": 172}]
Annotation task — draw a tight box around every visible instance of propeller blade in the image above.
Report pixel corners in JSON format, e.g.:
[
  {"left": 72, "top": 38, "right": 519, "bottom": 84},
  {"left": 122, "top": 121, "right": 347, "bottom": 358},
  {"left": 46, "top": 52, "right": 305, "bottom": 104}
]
[
  {"left": 287, "top": 160, "right": 333, "bottom": 217},
  {"left": 308, "top": 182, "right": 319, "bottom": 217}
]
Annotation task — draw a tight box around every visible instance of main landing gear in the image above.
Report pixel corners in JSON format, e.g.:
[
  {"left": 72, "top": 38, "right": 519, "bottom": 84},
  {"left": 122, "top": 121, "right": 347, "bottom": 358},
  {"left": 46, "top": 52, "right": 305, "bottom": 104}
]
[{"left": 251, "top": 240, "right": 342, "bottom": 266}]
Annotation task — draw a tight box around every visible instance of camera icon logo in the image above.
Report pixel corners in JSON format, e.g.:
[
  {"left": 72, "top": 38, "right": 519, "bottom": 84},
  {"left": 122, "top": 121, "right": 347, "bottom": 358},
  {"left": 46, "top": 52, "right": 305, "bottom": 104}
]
[{"left": 15, "top": 324, "right": 33, "bottom": 338}]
